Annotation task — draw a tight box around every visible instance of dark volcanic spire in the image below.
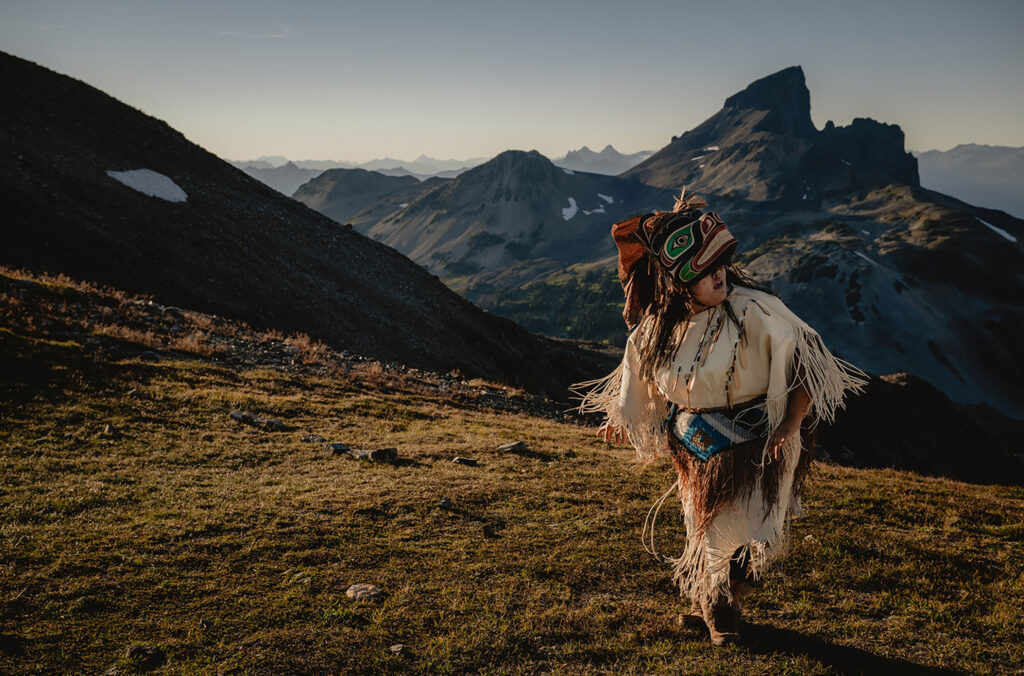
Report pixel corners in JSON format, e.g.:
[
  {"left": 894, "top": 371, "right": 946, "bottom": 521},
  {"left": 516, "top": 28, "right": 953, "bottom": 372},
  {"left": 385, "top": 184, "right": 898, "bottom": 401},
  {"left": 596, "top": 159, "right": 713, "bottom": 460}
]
[{"left": 724, "top": 66, "right": 816, "bottom": 140}]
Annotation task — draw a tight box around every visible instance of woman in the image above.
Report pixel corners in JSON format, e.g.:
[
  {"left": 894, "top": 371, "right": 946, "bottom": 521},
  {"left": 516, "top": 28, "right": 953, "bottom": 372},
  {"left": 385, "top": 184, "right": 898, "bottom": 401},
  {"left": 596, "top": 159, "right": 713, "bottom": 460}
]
[{"left": 577, "top": 189, "right": 865, "bottom": 646}]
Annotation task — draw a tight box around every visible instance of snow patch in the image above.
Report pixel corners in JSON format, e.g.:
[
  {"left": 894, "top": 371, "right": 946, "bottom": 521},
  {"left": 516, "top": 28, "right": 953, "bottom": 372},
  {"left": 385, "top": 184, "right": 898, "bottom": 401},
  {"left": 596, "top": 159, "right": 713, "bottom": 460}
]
[
  {"left": 854, "top": 251, "right": 878, "bottom": 266},
  {"left": 399, "top": 203, "right": 408, "bottom": 208},
  {"left": 597, "top": 193, "right": 614, "bottom": 204},
  {"left": 704, "top": 145, "right": 719, "bottom": 151},
  {"left": 802, "top": 193, "right": 807, "bottom": 200},
  {"left": 691, "top": 154, "right": 707, "bottom": 162},
  {"left": 562, "top": 197, "right": 578, "bottom": 220},
  {"left": 840, "top": 159, "right": 852, "bottom": 167},
  {"left": 977, "top": 217, "right": 1017, "bottom": 243},
  {"left": 107, "top": 169, "right": 187, "bottom": 202},
  {"left": 562, "top": 168, "right": 574, "bottom": 175},
  {"left": 861, "top": 229, "right": 870, "bottom": 235},
  {"left": 583, "top": 204, "right": 606, "bottom": 216}
]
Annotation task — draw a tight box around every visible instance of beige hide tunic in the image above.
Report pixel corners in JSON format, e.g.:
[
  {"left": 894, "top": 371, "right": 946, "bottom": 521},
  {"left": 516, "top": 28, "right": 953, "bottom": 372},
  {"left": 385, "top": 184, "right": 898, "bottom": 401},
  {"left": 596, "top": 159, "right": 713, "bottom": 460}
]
[{"left": 578, "top": 285, "right": 865, "bottom": 605}]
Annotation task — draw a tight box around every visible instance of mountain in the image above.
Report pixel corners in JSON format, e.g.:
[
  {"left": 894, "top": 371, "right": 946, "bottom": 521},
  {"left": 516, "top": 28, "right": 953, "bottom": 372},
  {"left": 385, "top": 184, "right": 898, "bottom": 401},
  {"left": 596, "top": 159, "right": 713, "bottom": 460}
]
[
  {"left": 292, "top": 159, "right": 357, "bottom": 170},
  {"left": 618, "top": 66, "right": 1023, "bottom": 419},
  {"left": 554, "top": 145, "right": 653, "bottom": 175},
  {"left": 232, "top": 155, "right": 484, "bottom": 189},
  {"left": 623, "top": 66, "right": 918, "bottom": 201},
  {"left": 235, "top": 161, "right": 323, "bottom": 196},
  {"left": 292, "top": 168, "right": 447, "bottom": 228},
  {"left": 360, "top": 150, "right": 672, "bottom": 281},
  {"left": 0, "top": 50, "right": 615, "bottom": 396},
  {"left": 916, "top": 144, "right": 1024, "bottom": 219},
  {"left": 360, "top": 154, "right": 487, "bottom": 175}
]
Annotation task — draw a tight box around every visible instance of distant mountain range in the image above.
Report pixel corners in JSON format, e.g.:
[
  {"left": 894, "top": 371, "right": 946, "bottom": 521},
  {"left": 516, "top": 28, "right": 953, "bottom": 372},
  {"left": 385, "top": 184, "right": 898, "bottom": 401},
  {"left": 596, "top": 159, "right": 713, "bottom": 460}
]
[
  {"left": 553, "top": 145, "right": 653, "bottom": 175},
  {"left": 232, "top": 161, "right": 322, "bottom": 196},
  {"left": 229, "top": 154, "right": 488, "bottom": 194},
  {"left": 233, "top": 146, "right": 652, "bottom": 195},
  {"left": 295, "top": 66, "right": 1024, "bottom": 421},
  {"left": 915, "top": 144, "right": 1024, "bottom": 219},
  {"left": 0, "top": 50, "right": 614, "bottom": 395}
]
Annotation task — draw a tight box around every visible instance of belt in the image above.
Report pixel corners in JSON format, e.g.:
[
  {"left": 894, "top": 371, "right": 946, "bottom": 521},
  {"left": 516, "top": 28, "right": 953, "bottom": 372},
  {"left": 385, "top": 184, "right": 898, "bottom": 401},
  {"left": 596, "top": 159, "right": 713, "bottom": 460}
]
[{"left": 663, "top": 395, "right": 768, "bottom": 462}]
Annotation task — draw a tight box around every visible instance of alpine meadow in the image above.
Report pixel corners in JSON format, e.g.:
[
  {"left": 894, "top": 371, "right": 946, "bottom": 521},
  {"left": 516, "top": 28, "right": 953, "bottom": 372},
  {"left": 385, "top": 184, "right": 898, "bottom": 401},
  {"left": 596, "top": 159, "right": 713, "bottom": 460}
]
[{"left": 2, "top": 10, "right": 1024, "bottom": 673}]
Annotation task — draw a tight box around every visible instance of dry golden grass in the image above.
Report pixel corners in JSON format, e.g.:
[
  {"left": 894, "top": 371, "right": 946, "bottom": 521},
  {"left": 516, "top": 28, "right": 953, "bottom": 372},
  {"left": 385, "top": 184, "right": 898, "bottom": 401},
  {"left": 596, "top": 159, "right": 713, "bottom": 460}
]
[{"left": 1, "top": 328, "right": 1022, "bottom": 675}]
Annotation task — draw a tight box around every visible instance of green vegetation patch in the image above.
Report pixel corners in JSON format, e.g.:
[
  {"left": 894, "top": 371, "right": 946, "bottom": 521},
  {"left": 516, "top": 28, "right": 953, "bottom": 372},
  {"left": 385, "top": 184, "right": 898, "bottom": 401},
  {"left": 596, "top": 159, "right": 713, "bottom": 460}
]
[{"left": 479, "top": 267, "right": 629, "bottom": 347}]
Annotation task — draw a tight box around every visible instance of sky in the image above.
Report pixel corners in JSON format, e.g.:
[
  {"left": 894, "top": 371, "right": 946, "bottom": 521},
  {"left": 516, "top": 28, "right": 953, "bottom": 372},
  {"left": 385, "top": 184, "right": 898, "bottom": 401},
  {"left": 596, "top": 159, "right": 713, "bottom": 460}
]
[{"left": 1, "top": 0, "right": 1022, "bottom": 163}]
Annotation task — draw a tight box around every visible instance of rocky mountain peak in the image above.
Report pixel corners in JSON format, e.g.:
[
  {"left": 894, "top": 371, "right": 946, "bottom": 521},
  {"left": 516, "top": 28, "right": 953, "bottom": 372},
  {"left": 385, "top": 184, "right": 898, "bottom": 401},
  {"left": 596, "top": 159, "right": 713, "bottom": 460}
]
[
  {"left": 457, "top": 149, "right": 558, "bottom": 185},
  {"left": 817, "top": 117, "right": 919, "bottom": 186},
  {"left": 723, "top": 65, "right": 816, "bottom": 140}
]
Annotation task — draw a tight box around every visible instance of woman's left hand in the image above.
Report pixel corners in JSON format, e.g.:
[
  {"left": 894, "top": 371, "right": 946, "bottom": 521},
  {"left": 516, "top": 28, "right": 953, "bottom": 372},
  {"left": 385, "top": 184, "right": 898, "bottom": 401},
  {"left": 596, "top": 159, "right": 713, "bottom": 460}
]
[{"left": 767, "top": 418, "right": 801, "bottom": 461}]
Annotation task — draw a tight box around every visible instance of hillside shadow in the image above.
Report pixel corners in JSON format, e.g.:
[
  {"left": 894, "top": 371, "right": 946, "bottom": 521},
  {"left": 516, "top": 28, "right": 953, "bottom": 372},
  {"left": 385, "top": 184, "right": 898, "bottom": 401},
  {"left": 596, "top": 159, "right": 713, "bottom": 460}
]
[{"left": 741, "top": 622, "right": 960, "bottom": 675}]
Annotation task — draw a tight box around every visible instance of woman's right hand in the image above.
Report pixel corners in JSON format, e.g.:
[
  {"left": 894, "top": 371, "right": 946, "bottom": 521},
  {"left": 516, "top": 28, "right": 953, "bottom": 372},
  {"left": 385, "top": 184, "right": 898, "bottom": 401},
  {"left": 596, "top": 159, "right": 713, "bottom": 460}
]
[{"left": 597, "top": 423, "right": 626, "bottom": 445}]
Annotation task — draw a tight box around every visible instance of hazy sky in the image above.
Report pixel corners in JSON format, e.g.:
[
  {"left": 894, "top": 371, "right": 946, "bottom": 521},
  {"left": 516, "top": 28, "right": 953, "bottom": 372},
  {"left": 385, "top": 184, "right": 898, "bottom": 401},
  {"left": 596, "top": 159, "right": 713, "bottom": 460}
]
[{"left": 2, "top": 0, "right": 1022, "bottom": 163}]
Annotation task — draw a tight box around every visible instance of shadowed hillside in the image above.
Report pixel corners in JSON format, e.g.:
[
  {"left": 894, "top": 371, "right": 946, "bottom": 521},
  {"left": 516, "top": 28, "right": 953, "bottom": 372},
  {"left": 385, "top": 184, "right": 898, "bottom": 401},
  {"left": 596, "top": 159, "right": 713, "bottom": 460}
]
[{"left": 0, "top": 50, "right": 614, "bottom": 397}]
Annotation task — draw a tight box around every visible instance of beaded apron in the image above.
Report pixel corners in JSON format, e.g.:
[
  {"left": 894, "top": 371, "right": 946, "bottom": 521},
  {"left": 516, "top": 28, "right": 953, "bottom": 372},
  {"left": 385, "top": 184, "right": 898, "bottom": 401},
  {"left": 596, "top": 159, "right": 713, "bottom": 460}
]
[{"left": 664, "top": 396, "right": 769, "bottom": 462}]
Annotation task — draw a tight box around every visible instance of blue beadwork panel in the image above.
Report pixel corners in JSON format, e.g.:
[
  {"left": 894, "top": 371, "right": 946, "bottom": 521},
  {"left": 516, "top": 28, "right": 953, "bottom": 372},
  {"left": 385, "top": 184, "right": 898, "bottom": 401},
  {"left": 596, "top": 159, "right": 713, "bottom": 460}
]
[{"left": 673, "top": 408, "right": 764, "bottom": 461}]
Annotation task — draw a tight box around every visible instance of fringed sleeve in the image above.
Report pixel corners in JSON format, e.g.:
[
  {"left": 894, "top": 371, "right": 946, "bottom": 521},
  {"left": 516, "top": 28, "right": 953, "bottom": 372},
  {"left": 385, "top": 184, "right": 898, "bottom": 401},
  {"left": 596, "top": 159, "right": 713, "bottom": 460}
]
[
  {"left": 745, "top": 292, "right": 868, "bottom": 463},
  {"left": 573, "top": 329, "right": 668, "bottom": 462}
]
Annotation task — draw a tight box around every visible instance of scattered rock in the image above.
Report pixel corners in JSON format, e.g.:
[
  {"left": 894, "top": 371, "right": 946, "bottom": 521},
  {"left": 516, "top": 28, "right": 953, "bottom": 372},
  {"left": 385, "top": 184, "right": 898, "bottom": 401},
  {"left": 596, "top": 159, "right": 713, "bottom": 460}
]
[
  {"left": 389, "top": 643, "right": 406, "bottom": 655},
  {"left": 325, "top": 443, "right": 350, "bottom": 455},
  {"left": 452, "top": 456, "right": 478, "bottom": 466},
  {"left": 482, "top": 524, "right": 499, "bottom": 539},
  {"left": 99, "top": 423, "right": 121, "bottom": 439},
  {"left": 198, "top": 618, "right": 211, "bottom": 630},
  {"left": 124, "top": 644, "right": 166, "bottom": 671},
  {"left": 125, "top": 388, "right": 138, "bottom": 398},
  {"left": 140, "top": 350, "right": 161, "bottom": 362},
  {"left": 346, "top": 583, "right": 383, "bottom": 601},
  {"left": 346, "top": 448, "right": 398, "bottom": 464},
  {"left": 229, "top": 411, "right": 288, "bottom": 431},
  {"left": 498, "top": 441, "right": 528, "bottom": 453},
  {"left": 438, "top": 497, "right": 452, "bottom": 510},
  {"left": 803, "top": 534, "right": 819, "bottom": 544},
  {"left": 201, "top": 433, "right": 215, "bottom": 442},
  {"left": 303, "top": 434, "right": 327, "bottom": 443}
]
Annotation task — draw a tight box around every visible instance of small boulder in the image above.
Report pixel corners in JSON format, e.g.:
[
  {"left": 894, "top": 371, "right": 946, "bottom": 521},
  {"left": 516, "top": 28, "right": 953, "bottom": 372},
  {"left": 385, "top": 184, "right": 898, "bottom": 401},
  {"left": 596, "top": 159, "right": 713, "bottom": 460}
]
[
  {"left": 347, "top": 448, "right": 398, "bottom": 464},
  {"left": 498, "top": 441, "right": 528, "bottom": 452},
  {"left": 438, "top": 497, "right": 452, "bottom": 509},
  {"left": 390, "top": 644, "right": 406, "bottom": 655},
  {"left": 452, "top": 456, "right": 478, "bottom": 466},
  {"left": 325, "top": 443, "right": 350, "bottom": 455},
  {"left": 346, "top": 583, "right": 383, "bottom": 601},
  {"left": 229, "top": 411, "right": 288, "bottom": 431},
  {"left": 304, "top": 434, "right": 327, "bottom": 443}
]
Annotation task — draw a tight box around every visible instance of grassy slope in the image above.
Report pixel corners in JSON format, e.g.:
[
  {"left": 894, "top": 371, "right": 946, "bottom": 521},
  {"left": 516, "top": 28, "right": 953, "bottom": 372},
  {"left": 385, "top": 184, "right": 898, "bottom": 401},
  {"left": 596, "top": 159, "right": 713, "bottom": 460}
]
[{"left": 1, "top": 284, "right": 1023, "bottom": 675}]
